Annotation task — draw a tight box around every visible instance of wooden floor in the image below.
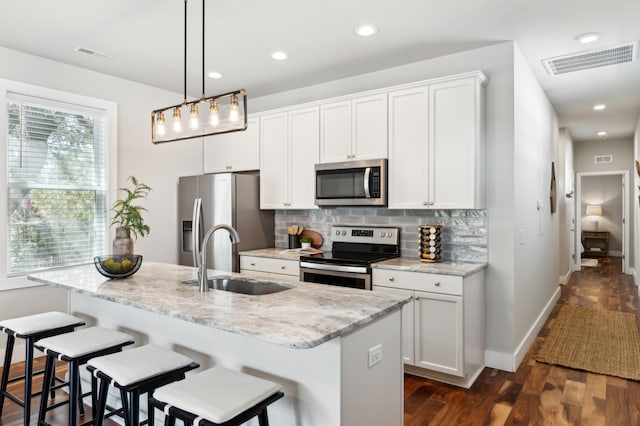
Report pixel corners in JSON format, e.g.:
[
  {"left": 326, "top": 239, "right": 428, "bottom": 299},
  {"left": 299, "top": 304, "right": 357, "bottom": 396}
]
[
  {"left": 1, "top": 258, "right": 638, "bottom": 425},
  {"left": 404, "top": 257, "right": 640, "bottom": 425}
]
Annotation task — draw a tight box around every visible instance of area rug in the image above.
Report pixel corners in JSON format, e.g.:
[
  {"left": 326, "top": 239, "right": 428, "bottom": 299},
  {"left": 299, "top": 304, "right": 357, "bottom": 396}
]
[
  {"left": 581, "top": 258, "right": 598, "bottom": 267},
  {"left": 536, "top": 305, "right": 640, "bottom": 380}
]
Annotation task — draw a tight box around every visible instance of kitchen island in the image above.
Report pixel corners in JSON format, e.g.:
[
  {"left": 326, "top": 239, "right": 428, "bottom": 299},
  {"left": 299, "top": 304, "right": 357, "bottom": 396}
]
[{"left": 29, "top": 262, "right": 409, "bottom": 426}]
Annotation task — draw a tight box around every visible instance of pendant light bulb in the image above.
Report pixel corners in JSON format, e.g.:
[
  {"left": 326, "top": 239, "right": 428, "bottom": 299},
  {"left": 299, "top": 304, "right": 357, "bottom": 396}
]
[
  {"left": 172, "top": 107, "right": 183, "bottom": 132},
  {"left": 209, "top": 99, "right": 220, "bottom": 127},
  {"left": 156, "top": 112, "right": 166, "bottom": 136},
  {"left": 189, "top": 103, "right": 199, "bottom": 130},
  {"left": 229, "top": 94, "right": 239, "bottom": 122}
]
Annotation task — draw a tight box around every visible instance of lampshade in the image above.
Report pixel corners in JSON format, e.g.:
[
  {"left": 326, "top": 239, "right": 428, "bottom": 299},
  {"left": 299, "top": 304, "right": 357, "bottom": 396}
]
[{"left": 586, "top": 205, "right": 602, "bottom": 216}]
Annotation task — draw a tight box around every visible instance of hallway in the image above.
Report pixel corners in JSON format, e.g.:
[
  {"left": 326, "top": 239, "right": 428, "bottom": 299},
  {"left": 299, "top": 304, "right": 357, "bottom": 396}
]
[{"left": 404, "top": 257, "right": 640, "bottom": 425}]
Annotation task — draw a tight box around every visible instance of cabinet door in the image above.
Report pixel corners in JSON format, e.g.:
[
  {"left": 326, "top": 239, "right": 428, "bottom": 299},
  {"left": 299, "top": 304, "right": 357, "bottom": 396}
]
[
  {"left": 260, "top": 112, "right": 289, "bottom": 209},
  {"left": 428, "top": 77, "right": 482, "bottom": 208},
  {"left": 352, "top": 94, "right": 388, "bottom": 160},
  {"left": 414, "top": 291, "right": 464, "bottom": 377},
  {"left": 388, "top": 86, "right": 429, "bottom": 209},
  {"left": 373, "top": 285, "right": 414, "bottom": 365},
  {"left": 289, "top": 107, "right": 319, "bottom": 209},
  {"left": 204, "top": 117, "right": 259, "bottom": 173},
  {"left": 319, "top": 100, "right": 351, "bottom": 163}
]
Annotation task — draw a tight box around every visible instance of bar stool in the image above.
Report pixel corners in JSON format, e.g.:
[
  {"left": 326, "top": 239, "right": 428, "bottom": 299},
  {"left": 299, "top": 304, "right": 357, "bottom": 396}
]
[
  {"left": 87, "top": 344, "right": 199, "bottom": 426},
  {"left": 35, "top": 326, "right": 135, "bottom": 426},
  {"left": 150, "top": 367, "right": 283, "bottom": 426},
  {"left": 0, "top": 311, "right": 85, "bottom": 426}
]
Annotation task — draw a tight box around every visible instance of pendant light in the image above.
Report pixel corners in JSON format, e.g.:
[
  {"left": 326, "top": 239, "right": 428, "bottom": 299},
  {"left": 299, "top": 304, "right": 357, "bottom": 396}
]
[{"left": 151, "top": 0, "right": 247, "bottom": 144}]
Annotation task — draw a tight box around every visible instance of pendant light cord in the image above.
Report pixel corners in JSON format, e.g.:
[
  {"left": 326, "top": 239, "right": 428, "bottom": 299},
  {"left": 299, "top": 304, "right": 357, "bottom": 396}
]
[
  {"left": 202, "top": 0, "right": 205, "bottom": 99},
  {"left": 183, "top": 0, "right": 187, "bottom": 104}
]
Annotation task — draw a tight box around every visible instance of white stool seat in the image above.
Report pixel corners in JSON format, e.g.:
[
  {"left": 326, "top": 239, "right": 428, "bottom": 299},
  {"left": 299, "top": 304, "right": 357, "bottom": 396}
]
[
  {"left": 153, "top": 367, "right": 282, "bottom": 424},
  {"left": 36, "top": 327, "right": 133, "bottom": 358},
  {"left": 0, "top": 311, "right": 83, "bottom": 335},
  {"left": 87, "top": 344, "right": 194, "bottom": 386}
]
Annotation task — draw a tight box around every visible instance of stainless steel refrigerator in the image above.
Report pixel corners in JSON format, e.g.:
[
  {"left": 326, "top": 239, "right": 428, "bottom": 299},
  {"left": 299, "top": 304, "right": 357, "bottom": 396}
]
[{"left": 177, "top": 172, "right": 274, "bottom": 272}]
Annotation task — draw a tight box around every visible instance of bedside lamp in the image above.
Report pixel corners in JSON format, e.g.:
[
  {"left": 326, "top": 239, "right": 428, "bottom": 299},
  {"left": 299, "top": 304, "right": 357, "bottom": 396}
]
[{"left": 585, "top": 205, "right": 602, "bottom": 231}]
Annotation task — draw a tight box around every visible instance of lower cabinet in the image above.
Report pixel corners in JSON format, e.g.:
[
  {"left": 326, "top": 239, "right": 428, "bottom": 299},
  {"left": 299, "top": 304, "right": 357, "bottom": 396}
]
[
  {"left": 240, "top": 255, "right": 300, "bottom": 279},
  {"left": 372, "top": 267, "right": 484, "bottom": 388}
]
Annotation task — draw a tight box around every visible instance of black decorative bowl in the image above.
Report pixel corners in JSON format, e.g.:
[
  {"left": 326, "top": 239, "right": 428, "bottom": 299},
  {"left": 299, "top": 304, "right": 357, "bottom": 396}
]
[{"left": 94, "top": 254, "right": 143, "bottom": 279}]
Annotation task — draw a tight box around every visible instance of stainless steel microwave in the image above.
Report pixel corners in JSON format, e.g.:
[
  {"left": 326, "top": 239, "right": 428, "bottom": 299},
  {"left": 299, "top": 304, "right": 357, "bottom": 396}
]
[{"left": 315, "top": 159, "right": 387, "bottom": 206}]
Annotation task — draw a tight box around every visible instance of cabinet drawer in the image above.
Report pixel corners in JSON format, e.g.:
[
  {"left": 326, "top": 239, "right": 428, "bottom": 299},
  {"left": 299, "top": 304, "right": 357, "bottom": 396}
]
[
  {"left": 240, "top": 256, "right": 299, "bottom": 277},
  {"left": 372, "top": 269, "right": 462, "bottom": 295}
]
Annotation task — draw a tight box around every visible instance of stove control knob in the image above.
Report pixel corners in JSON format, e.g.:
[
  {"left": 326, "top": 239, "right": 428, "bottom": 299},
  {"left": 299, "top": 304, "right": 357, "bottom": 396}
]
[
  {"left": 387, "top": 232, "right": 393, "bottom": 238},
  {"left": 335, "top": 230, "right": 340, "bottom": 236},
  {"left": 341, "top": 230, "right": 347, "bottom": 236},
  {"left": 379, "top": 232, "right": 385, "bottom": 237}
]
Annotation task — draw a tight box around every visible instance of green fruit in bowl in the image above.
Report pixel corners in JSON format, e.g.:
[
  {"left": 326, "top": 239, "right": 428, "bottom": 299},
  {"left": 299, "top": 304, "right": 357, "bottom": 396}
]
[
  {"left": 120, "top": 258, "right": 134, "bottom": 272},
  {"left": 102, "top": 258, "right": 122, "bottom": 273}
]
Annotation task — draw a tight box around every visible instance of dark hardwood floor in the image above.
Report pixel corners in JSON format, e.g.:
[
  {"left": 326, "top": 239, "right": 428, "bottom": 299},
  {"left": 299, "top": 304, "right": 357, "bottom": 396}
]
[
  {"left": 404, "top": 257, "right": 640, "bottom": 425},
  {"left": 1, "top": 258, "right": 638, "bottom": 425}
]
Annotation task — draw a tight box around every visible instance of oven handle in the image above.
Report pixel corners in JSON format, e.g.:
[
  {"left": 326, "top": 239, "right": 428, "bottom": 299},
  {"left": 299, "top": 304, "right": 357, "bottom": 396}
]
[
  {"left": 363, "top": 167, "right": 371, "bottom": 198},
  {"left": 299, "top": 261, "right": 369, "bottom": 274}
]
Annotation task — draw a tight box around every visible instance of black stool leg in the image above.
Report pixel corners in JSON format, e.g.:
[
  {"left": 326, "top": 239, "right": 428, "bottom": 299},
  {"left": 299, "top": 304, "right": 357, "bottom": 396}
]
[
  {"left": 95, "top": 378, "right": 110, "bottom": 426},
  {"left": 147, "top": 392, "right": 155, "bottom": 426},
  {"left": 68, "top": 361, "right": 79, "bottom": 426},
  {"left": 23, "top": 336, "right": 35, "bottom": 426},
  {"left": 258, "top": 407, "right": 270, "bottom": 426},
  {"left": 91, "top": 373, "right": 98, "bottom": 420},
  {"left": 38, "top": 355, "right": 56, "bottom": 424},
  {"left": 0, "top": 334, "right": 15, "bottom": 416},
  {"left": 164, "top": 414, "right": 176, "bottom": 426},
  {"left": 130, "top": 389, "right": 140, "bottom": 426},
  {"left": 76, "top": 367, "right": 85, "bottom": 417},
  {"left": 120, "top": 389, "right": 131, "bottom": 426}
]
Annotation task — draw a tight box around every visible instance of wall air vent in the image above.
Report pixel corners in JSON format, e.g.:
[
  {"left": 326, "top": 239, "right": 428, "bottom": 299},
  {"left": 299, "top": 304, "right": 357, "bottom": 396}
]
[
  {"left": 542, "top": 42, "right": 637, "bottom": 76},
  {"left": 74, "top": 46, "right": 112, "bottom": 59},
  {"left": 594, "top": 155, "right": 613, "bottom": 164}
]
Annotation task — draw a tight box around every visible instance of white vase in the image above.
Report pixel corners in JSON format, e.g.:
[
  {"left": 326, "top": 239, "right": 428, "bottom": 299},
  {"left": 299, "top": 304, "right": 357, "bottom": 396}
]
[{"left": 301, "top": 242, "right": 311, "bottom": 249}]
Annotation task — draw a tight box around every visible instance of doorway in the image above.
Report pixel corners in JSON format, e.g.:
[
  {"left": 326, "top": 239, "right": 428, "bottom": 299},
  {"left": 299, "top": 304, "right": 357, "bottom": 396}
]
[{"left": 574, "top": 171, "right": 630, "bottom": 273}]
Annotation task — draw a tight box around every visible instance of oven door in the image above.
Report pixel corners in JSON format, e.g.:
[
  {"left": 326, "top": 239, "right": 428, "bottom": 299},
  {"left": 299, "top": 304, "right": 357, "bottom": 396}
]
[{"left": 300, "top": 265, "right": 371, "bottom": 290}]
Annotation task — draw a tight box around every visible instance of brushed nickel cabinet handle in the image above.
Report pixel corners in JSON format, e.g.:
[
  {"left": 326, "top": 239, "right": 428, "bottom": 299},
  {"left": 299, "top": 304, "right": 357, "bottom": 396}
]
[
  {"left": 389, "top": 277, "right": 395, "bottom": 282},
  {"left": 434, "top": 282, "right": 441, "bottom": 287}
]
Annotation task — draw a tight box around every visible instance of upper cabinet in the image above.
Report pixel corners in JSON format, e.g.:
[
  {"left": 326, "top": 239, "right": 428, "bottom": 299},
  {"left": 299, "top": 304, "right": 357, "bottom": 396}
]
[
  {"left": 260, "top": 106, "right": 319, "bottom": 210},
  {"left": 319, "top": 93, "right": 387, "bottom": 163},
  {"left": 388, "top": 72, "right": 486, "bottom": 209},
  {"left": 203, "top": 116, "right": 259, "bottom": 173}
]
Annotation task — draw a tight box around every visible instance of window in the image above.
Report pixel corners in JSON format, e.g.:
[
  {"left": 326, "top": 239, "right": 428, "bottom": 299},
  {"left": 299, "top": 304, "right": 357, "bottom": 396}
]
[{"left": 6, "top": 92, "right": 109, "bottom": 275}]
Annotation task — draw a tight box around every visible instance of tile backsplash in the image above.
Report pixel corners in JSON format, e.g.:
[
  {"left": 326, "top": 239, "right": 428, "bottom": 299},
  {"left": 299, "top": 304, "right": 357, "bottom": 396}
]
[{"left": 275, "top": 208, "right": 487, "bottom": 262}]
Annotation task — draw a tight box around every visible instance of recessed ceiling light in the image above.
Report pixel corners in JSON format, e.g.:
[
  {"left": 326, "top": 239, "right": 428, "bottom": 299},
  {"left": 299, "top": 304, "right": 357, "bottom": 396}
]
[
  {"left": 271, "top": 51, "right": 289, "bottom": 61},
  {"left": 208, "top": 71, "right": 223, "bottom": 79},
  {"left": 597, "top": 131, "right": 608, "bottom": 137},
  {"left": 575, "top": 33, "right": 599, "bottom": 44},
  {"left": 354, "top": 25, "right": 378, "bottom": 37},
  {"left": 593, "top": 104, "right": 606, "bottom": 111}
]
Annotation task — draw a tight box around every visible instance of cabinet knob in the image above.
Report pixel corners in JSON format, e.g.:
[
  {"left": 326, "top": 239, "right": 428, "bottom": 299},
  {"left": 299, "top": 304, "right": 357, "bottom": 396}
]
[
  {"left": 434, "top": 282, "right": 441, "bottom": 287},
  {"left": 250, "top": 262, "right": 256, "bottom": 266},
  {"left": 429, "top": 202, "right": 435, "bottom": 206},
  {"left": 423, "top": 201, "right": 428, "bottom": 206},
  {"left": 389, "top": 277, "right": 395, "bottom": 282},
  {"left": 281, "top": 266, "right": 286, "bottom": 270},
  {"left": 226, "top": 166, "right": 232, "bottom": 170}
]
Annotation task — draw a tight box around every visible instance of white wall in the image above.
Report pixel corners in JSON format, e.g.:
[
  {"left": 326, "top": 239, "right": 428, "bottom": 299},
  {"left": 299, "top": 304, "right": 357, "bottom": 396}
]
[
  {"left": 511, "top": 46, "right": 560, "bottom": 369},
  {"left": 634, "top": 117, "right": 640, "bottom": 282},
  {"left": 558, "top": 128, "right": 575, "bottom": 282}
]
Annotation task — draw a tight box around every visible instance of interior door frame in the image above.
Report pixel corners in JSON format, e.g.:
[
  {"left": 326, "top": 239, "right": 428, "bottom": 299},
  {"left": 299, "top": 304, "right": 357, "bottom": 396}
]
[{"left": 575, "top": 170, "right": 629, "bottom": 273}]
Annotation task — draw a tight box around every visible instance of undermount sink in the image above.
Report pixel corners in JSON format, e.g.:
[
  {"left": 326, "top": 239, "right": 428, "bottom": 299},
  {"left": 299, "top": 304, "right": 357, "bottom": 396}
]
[{"left": 182, "top": 276, "right": 293, "bottom": 295}]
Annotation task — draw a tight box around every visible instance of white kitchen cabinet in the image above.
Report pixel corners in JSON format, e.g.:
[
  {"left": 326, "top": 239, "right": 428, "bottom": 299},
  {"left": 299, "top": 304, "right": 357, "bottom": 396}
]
[
  {"left": 372, "top": 267, "right": 484, "bottom": 388},
  {"left": 240, "top": 255, "right": 299, "bottom": 278},
  {"left": 319, "top": 94, "right": 387, "bottom": 163},
  {"left": 260, "top": 107, "right": 319, "bottom": 209},
  {"left": 204, "top": 116, "right": 259, "bottom": 173},
  {"left": 388, "top": 72, "right": 486, "bottom": 209}
]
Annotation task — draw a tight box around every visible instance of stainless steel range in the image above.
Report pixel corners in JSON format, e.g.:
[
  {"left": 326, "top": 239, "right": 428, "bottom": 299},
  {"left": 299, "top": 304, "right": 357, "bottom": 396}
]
[{"left": 299, "top": 225, "right": 400, "bottom": 290}]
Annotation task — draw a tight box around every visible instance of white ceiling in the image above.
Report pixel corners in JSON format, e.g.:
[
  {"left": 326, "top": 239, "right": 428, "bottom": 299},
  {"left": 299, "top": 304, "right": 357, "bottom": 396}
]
[{"left": 1, "top": 0, "right": 639, "bottom": 142}]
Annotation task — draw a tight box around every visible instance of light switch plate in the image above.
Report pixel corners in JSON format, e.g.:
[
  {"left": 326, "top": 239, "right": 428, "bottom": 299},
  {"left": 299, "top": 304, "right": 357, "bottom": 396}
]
[{"left": 368, "top": 344, "right": 382, "bottom": 368}]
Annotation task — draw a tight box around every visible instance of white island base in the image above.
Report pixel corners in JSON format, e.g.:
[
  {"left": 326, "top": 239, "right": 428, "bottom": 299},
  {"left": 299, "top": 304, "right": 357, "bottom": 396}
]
[{"left": 69, "top": 292, "right": 403, "bottom": 426}]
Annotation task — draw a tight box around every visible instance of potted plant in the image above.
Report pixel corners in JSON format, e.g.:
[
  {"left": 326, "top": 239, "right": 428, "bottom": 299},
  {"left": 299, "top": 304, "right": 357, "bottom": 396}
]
[
  {"left": 300, "top": 236, "right": 313, "bottom": 249},
  {"left": 111, "top": 176, "right": 151, "bottom": 255}
]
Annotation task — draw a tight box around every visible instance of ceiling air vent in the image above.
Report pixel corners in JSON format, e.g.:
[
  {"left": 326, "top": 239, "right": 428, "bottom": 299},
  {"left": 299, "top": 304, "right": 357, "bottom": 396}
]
[
  {"left": 542, "top": 42, "right": 637, "bottom": 76},
  {"left": 594, "top": 155, "right": 613, "bottom": 164},
  {"left": 74, "top": 46, "right": 112, "bottom": 59}
]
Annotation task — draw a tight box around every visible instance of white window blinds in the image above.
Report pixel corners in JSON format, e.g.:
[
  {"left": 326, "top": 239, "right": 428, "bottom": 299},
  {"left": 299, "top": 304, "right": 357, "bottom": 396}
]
[{"left": 6, "top": 92, "right": 108, "bottom": 275}]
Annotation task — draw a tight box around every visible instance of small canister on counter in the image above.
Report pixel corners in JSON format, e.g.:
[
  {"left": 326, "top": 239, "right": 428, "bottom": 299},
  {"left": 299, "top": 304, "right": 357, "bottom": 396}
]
[{"left": 419, "top": 225, "right": 442, "bottom": 262}]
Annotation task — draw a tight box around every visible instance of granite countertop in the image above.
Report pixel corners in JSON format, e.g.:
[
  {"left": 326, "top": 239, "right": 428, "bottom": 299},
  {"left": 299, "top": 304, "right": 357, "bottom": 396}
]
[
  {"left": 28, "top": 262, "right": 408, "bottom": 349},
  {"left": 372, "top": 257, "right": 487, "bottom": 277},
  {"left": 239, "top": 248, "right": 322, "bottom": 260}
]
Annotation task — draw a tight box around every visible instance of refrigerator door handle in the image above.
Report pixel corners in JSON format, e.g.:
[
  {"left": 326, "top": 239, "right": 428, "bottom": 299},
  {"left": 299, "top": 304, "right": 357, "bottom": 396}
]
[{"left": 192, "top": 198, "right": 203, "bottom": 268}]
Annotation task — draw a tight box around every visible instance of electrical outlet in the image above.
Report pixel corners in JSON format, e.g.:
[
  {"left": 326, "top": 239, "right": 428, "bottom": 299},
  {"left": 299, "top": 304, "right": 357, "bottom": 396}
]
[{"left": 368, "top": 344, "right": 382, "bottom": 368}]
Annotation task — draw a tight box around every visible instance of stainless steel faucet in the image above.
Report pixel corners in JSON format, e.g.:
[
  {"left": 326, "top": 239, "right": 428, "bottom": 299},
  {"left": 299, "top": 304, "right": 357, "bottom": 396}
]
[{"left": 198, "top": 224, "right": 241, "bottom": 292}]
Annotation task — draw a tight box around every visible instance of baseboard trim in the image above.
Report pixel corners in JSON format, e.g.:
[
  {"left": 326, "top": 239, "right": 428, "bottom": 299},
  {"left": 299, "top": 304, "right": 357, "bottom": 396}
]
[
  {"left": 559, "top": 267, "right": 572, "bottom": 285},
  {"left": 609, "top": 250, "right": 622, "bottom": 257},
  {"left": 484, "top": 286, "right": 561, "bottom": 372}
]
